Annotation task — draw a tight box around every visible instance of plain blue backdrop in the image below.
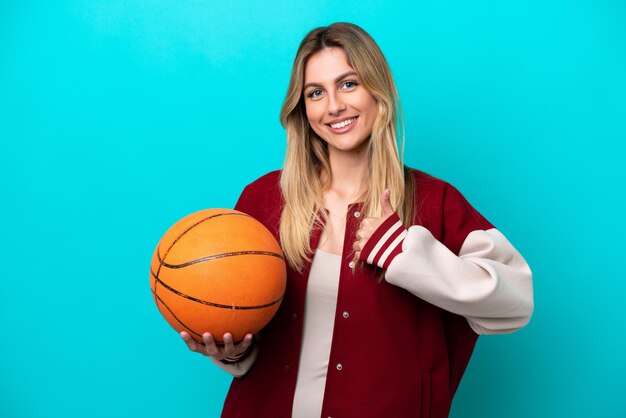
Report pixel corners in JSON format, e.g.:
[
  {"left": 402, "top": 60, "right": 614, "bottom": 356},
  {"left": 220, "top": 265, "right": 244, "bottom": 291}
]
[{"left": 1, "top": 1, "right": 624, "bottom": 417}]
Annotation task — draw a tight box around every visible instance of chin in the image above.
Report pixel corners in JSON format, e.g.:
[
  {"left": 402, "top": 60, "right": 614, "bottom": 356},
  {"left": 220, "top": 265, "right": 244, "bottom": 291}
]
[{"left": 330, "top": 140, "right": 369, "bottom": 154}]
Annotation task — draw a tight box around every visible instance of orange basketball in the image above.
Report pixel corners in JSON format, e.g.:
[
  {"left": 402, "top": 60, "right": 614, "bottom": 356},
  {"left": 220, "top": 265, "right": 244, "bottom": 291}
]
[{"left": 150, "top": 208, "right": 287, "bottom": 344}]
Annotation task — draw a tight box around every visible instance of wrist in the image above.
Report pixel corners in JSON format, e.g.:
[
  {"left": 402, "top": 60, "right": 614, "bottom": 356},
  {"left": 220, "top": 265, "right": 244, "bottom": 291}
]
[{"left": 219, "top": 340, "right": 254, "bottom": 364}]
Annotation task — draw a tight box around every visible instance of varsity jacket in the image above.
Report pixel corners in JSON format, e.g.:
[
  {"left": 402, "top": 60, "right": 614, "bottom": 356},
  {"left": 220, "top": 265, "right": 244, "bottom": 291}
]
[{"left": 216, "top": 169, "right": 533, "bottom": 418}]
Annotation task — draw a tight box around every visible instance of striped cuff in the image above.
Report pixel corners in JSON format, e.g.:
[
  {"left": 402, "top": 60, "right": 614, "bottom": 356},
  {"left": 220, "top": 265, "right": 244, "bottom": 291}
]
[{"left": 359, "top": 212, "right": 407, "bottom": 269}]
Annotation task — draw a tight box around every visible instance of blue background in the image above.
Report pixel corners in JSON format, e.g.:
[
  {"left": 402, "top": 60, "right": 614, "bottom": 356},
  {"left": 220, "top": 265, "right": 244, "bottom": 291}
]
[{"left": 1, "top": 1, "right": 624, "bottom": 417}]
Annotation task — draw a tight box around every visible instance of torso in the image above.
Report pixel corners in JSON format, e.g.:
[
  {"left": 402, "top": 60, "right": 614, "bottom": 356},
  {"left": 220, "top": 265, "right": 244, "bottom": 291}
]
[{"left": 224, "top": 168, "right": 483, "bottom": 418}]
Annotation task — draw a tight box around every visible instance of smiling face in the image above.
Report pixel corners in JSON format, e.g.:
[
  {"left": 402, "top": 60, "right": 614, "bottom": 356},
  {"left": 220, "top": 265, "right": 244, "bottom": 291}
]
[{"left": 303, "top": 47, "right": 378, "bottom": 155}]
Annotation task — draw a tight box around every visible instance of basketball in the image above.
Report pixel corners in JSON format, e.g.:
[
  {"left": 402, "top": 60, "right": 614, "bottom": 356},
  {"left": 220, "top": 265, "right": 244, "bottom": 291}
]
[{"left": 150, "top": 208, "right": 287, "bottom": 344}]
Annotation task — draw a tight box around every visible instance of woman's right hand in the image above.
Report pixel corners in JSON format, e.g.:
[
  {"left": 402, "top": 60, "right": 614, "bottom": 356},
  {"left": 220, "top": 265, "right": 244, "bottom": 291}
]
[{"left": 180, "top": 331, "right": 254, "bottom": 362}]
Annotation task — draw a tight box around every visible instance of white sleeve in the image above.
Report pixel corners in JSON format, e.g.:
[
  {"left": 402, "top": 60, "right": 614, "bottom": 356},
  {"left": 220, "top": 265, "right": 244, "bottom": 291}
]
[
  {"left": 208, "top": 337, "right": 259, "bottom": 378},
  {"left": 385, "top": 226, "right": 534, "bottom": 335}
]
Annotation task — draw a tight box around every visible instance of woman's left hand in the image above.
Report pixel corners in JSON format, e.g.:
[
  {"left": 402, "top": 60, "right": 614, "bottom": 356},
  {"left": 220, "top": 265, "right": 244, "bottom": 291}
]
[{"left": 353, "top": 189, "right": 395, "bottom": 259}]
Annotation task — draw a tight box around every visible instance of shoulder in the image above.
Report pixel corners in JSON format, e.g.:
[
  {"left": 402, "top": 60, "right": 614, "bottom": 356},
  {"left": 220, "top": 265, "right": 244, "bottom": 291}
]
[
  {"left": 234, "top": 170, "right": 284, "bottom": 233},
  {"left": 405, "top": 167, "right": 494, "bottom": 250},
  {"left": 243, "top": 169, "right": 282, "bottom": 192},
  {"left": 406, "top": 167, "right": 457, "bottom": 203},
  {"left": 406, "top": 167, "right": 479, "bottom": 206},
  {"left": 236, "top": 170, "right": 282, "bottom": 204}
]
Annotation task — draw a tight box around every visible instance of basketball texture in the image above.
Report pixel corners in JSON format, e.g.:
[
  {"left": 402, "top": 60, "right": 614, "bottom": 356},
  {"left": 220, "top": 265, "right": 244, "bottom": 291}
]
[{"left": 150, "top": 208, "right": 287, "bottom": 344}]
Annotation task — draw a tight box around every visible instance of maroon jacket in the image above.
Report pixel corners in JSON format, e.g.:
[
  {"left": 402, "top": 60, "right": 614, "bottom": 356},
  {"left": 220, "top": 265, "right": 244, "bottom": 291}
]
[{"left": 221, "top": 169, "right": 494, "bottom": 418}]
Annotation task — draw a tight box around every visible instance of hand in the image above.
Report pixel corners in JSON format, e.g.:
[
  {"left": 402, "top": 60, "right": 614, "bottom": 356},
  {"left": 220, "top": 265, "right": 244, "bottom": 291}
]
[
  {"left": 353, "top": 189, "right": 395, "bottom": 259},
  {"left": 180, "top": 331, "right": 254, "bottom": 362}
]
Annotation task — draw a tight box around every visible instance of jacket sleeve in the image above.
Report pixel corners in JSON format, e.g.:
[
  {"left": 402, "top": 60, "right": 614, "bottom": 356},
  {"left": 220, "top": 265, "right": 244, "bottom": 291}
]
[{"left": 359, "top": 184, "right": 534, "bottom": 335}]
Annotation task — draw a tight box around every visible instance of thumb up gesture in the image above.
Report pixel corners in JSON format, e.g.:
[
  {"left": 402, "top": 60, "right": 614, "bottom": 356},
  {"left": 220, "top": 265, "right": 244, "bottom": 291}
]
[{"left": 353, "top": 189, "right": 408, "bottom": 269}]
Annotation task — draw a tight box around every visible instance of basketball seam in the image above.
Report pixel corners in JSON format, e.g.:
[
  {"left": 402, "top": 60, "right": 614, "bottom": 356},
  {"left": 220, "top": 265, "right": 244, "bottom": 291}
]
[
  {"left": 158, "top": 250, "right": 284, "bottom": 269},
  {"left": 150, "top": 268, "right": 284, "bottom": 310},
  {"left": 152, "top": 289, "right": 203, "bottom": 338}
]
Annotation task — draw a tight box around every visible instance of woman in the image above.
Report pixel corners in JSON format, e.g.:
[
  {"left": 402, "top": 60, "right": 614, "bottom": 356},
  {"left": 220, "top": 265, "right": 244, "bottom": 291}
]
[{"left": 181, "top": 22, "right": 533, "bottom": 418}]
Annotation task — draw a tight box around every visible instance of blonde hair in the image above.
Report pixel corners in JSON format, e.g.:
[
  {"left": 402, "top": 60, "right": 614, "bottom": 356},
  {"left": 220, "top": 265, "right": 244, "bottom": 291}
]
[{"left": 279, "top": 22, "right": 415, "bottom": 271}]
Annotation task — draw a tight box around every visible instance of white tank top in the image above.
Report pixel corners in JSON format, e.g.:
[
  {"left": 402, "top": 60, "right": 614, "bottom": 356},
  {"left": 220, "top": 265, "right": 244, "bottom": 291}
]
[{"left": 291, "top": 249, "right": 342, "bottom": 418}]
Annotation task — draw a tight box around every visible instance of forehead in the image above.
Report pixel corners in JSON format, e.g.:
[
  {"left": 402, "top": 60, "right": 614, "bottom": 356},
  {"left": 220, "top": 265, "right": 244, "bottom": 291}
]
[{"left": 304, "top": 47, "right": 354, "bottom": 83}]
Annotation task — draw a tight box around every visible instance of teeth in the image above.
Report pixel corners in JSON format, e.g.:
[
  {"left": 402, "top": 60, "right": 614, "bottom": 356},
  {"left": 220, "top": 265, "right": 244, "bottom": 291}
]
[{"left": 330, "top": 118, "right": 355, "bottom": 129}]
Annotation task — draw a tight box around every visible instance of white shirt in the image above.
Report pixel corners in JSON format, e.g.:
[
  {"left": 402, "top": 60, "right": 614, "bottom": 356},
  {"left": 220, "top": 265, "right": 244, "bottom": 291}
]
[{"left": 291, "top": 249, "right": 341, "bottom": 418}]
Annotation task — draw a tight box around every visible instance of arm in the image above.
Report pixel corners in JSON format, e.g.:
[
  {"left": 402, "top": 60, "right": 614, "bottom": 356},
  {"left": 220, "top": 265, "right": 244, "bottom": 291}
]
[
  {"left": 356, "top": 188, "right": 534, "bottom": 335},
  {"left": 382, "top": 219, "right": 533, "bottom": 334}
]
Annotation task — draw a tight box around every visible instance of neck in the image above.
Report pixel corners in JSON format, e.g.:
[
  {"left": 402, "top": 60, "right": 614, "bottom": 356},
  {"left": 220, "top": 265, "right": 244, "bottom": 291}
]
[{"left": 325, "top": 146, "right": 368, "bottom": 201}]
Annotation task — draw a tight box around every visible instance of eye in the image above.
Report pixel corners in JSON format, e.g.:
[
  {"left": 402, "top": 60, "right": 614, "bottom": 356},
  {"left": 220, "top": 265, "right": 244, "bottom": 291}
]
[
  {"left": 307, "top": 89, "right": 324, "bottom": 99},
  {"left": 342, "top": 80, "right": 358, "bottom": 89}
]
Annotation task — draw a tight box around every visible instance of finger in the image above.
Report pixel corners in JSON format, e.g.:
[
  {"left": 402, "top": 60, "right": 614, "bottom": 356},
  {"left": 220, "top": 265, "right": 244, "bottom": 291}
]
[
  {"left": 357, "top": 225, "right": 374, "bottom": 238},
  {"left": 181, "top": 331, "right": 199, "bottom": 352},
  {"left": 353, "top": 240, "right": 361, "bottom": 252},
  {"left": 222, "top": 333, "right": 235, "bottom": 357},
  {"left": 355, "top": 250, "right": 361, "bottom": 259},
  {"left": 380, "top": 188, "right": 394, "bottom": 216},
  {"left": 237, "top": 333, "right": 254, "bottom": 352},
  {"left": 202, "top": 332, "right": 219, "bottom": 356}
]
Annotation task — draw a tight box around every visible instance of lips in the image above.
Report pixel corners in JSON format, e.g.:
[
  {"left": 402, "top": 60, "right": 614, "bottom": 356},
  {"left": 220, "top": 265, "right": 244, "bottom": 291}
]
[
  {"left": 325, "top": 116, "right": 358, "bottom": 134},
  {"left": 328, "top": 117, "right": 356, "bottom": 129}
]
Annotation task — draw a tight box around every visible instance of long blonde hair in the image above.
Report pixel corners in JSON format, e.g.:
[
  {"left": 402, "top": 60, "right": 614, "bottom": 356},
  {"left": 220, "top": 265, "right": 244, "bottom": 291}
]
[{"left": 279, "top": 22, "right": 415, "bottom": 271}]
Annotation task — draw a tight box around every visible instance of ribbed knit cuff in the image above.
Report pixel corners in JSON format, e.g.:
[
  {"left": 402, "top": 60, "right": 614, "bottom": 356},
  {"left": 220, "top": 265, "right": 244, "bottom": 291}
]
[{"left": 359, "top": 212, "right": 407, "bottom": 269}]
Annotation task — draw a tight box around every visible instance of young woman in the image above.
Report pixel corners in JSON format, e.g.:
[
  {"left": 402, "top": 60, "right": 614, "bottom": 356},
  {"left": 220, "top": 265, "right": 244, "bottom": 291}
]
[{"left": 181, "top": 22, "right": 534, "bottom": 418}]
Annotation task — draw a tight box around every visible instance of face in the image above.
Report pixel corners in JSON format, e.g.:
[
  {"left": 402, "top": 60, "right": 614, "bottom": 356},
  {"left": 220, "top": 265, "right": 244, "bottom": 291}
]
[{"left": 302, "top": 47, "right": 378, "bottom": 155}]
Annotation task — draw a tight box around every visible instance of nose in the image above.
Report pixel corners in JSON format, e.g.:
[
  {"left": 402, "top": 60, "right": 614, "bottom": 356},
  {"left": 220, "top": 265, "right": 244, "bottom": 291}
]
[{"left": 327, "top": 91, "right": 346, "bottom": 115}]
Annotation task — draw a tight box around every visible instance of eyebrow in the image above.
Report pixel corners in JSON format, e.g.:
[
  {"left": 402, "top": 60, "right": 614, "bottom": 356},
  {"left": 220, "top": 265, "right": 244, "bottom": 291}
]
[{"left": 303, "top": 71, "right": 358, "bottom": 91}]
